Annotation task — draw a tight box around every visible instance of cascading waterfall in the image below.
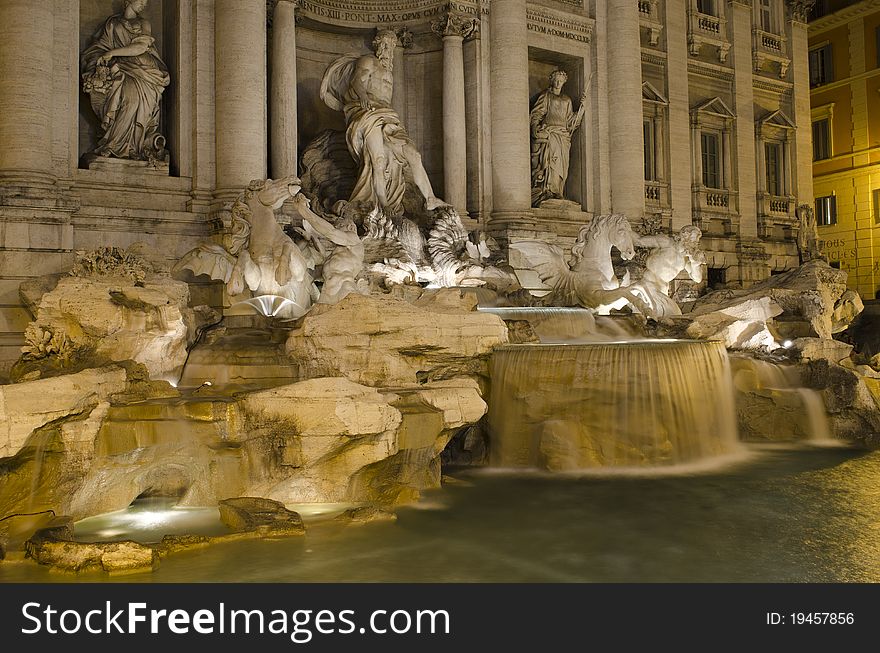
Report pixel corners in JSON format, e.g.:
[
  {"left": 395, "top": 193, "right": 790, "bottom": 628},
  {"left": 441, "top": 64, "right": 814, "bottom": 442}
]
[
  {"left": 730, "top": 356, "right": 833, "bottom": 443},
  {"left": 488, "top": 340, "right": 741, "bottom": 469}
]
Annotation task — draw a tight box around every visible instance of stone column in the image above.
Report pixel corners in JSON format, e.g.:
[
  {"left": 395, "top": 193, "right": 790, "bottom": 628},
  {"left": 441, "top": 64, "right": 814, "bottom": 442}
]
[
  {"left": 269, "top": 0, "right": 298, "bottom": 179},
  {"left": 433, "top": 12, "right": 477, "bottom": 214},
  {"left": 215, "top": 0, "right": 267, "bottom": 200},
  {"left": 606, "top": 0, "right": 644, "bottom": 219},
  {"left": 489, "top": 0, "right": 532, "bottom": 223},
  {"left": 391, "top": 28, "right": 412, "bottom": 124},
  {"left": 0, "top": 0, "right": 55, "bottom": 187}
]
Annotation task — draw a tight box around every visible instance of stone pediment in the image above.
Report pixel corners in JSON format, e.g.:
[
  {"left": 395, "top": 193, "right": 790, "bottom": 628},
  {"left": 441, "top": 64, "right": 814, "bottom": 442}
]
[
  {"left": 692, "top": 96, "right": 735, "bottom": 119},
  {"left": 642, "top": 81, "right": 668, "bottom": 105},
  {"left": 757, "top": 109, "right": 796, "bottom": 131}
]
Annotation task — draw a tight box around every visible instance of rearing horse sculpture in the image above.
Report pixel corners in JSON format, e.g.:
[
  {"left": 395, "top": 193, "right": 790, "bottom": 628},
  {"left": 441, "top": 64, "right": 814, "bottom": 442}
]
[
  {"left": 511, "top": 214, "right": 650, "bottom": 314},
  {"left": 175, "top": 176, "right": 318, "bottom": 319}
]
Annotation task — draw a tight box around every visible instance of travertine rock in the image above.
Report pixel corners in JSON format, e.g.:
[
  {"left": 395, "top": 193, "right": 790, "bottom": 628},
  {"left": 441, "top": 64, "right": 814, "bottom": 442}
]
[
  {"left": 15, "top": 273, "right": 193, "bottom": 382},
  {"left": 684, "top": 297, "right": 782, "bottom": 350},
  {"left": 689, "top": 260, "right": 856, "bottom": 340},
  {"left": 790, "top": 337, "right": 853, "bottom": 365},
  {"left": 218, "top": 497, "right": 305, "bottom": 536},
  {"left": 26, "top": 535, "right": 158, "bottom": 573},
  {"left": 801, "top": 359, "right": 880, "bottom": 444},
  {"left": 0, "top": 372, "right": 488, "bottom": 522},
  {"left": 285, "top": 291, "right": 508, "bottom": 386},
  {"left": 0, "top": 366, "right": 127, "bottom": 458}
]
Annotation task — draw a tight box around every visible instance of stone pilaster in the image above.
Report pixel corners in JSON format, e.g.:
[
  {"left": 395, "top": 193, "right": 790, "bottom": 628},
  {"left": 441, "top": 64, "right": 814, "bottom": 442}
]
[
  {"left": 269, "top": 0, "right": 298, "bottom": 179},
  {"left": 0, "top": 0, "right": 56, "bottom": 192},
  {"left": 433, "top": 11, "right": 478, "bottom": 214},
  {"left": 214, "top": 0, "right": 267, "bottom": 201},
  {"left": 606, "top": 0, "right": 644, "bottom": 219},
  {"left": 664, "top": 0, "right": 693, "bottom": 229},
  {"left": 488, "top": 0, "right": 532, "bottom": 226},
  {"left": 788, "top": 8, "right": 813, "bottom": 206},
  {"left": 730, "top": 0, "right": 757, "bottom": 239}
]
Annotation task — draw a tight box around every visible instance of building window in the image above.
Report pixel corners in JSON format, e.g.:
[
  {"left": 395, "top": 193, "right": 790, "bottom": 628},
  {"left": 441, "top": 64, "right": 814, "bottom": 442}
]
[
  {"left": 644, "top": 120, "right": 656, "bottom": 181},
  {"left": 876, "top": 26, "right": 880, "bottom": 68},
  {"left": 873, "top": 189, "right": 880, "bottom": 224},
  {"left": 701, "top": 131, "right": 721, "bottom": 188},
  {"left": 809, "top": 44, "right": 833, "bottom": 87},
  {"left": 758, "top": 0, "right": 775, "bottom": 33},
  {"left": 765, "top": 143, "right": 782, "bottom": 196},
  {"left": 813, "top": 119, "right": 831, "bottom": 160},
  {"left": 815, "top": 194, "right": 837, "bottom": 226},
  {"left": 697, "top": 0, "right": 717, "bottom": 16}
]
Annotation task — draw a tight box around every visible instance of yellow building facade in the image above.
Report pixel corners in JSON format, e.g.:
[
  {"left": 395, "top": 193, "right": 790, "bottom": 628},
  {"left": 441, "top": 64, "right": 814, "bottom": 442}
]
[{"left": 810, "top": 0, "right": 880, "bottom": 299}]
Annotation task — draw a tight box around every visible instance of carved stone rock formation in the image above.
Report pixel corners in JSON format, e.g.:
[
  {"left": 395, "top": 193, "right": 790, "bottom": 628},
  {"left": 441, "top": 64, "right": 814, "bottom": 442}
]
[
  {"left": 13, "top": 248, "right": 204, "bottom": 383},
  {"left": 285, "top": 290, "right": 509, "bottom": 387}
]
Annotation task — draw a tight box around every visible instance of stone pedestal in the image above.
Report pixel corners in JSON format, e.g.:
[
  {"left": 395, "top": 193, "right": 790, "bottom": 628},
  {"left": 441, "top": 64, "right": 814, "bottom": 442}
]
[{"left": 81, "top": 156, "right": 170, "bottom": 178}]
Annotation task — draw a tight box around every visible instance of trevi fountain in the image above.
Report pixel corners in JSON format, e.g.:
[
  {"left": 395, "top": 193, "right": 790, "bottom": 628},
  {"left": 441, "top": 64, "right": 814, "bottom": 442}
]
[{"left": 1, "top": 0, "right": 880, "bottom": 583}]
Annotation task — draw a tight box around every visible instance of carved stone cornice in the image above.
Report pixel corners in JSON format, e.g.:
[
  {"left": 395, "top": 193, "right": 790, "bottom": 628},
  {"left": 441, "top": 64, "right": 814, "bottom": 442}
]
[
  {"left": 431, "top": 10, "right": 478, "bottom": 40},
  {"left": 786, "top": 0, "right": 816, "bottom": 24},
  {"left": 526, "top": 6, "right": 593, "bottom": 44},
  {"left": 687, "top": 61, "right": 735, "bottom": 81},
  {"left": 294, "top": 0, "right": 484, "bottom": 30}
]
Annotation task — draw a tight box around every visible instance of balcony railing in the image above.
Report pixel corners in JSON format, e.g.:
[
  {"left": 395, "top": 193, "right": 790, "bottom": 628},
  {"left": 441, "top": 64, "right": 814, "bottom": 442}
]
[
  {"left": 756, "top": 29, "right": 783, "bottom": 53},
  {"left": 688, "top": 9, "right": 729, "bottom": 62},
  {"left": 638, "top": 0, "right": 652, "bottom": 14},
  {"left": 752, "top": 28, "right": 790, "bottom": 78},
  {"left": 696, "top": 13, "right": 721, "bottom": 34},
  {"left": 644, "top": 181, "right": 669, "bottom": 207},
  {"left": 706, "top": 191, "right": 729, "bottom": 208}
]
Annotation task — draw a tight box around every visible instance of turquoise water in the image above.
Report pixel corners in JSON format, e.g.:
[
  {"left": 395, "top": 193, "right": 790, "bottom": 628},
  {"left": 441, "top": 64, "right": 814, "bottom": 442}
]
[{"left": 2, "top": 444, "right": 879, "bottom": 582}]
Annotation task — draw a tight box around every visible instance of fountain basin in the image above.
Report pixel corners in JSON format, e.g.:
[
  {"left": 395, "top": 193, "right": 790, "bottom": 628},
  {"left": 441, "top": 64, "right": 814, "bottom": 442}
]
[{"left": 489, "top": 340, "right": 740, "bottom": 469}]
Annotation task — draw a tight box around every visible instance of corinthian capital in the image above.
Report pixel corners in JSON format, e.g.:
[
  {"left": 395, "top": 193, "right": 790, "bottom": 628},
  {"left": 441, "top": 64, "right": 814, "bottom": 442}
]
[
  {"left": 786, "top": 0, "right": 816, "bottom": 23},
  {"left": 267, "top": 0, "right": 298, "bottom": 29},
  {"left": 432, "top": 11, "right": 479, "bottom": 40}
]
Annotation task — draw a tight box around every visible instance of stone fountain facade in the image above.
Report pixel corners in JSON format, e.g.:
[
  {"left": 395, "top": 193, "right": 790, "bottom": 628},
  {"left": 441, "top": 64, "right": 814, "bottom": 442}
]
[
  {"left": 4, "top": 0, "right": 880, "bottom": 573},
  {"left": 0, "top": 0, "right": 820, "bottom": 376}
]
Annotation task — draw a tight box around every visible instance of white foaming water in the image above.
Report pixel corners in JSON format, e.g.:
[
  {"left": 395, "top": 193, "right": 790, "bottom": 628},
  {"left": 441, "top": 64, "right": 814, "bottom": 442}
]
[{"left": 231, "top": 294, "right": 301, "bottom": 318}]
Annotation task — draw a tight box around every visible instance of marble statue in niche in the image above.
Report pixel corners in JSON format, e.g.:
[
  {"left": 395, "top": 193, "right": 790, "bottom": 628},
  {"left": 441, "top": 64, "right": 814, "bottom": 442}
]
[
  {"left": 320, "top": 29, "right": 446, "bottom": 216},
  {"left": 796, "top": 204, "right": 823, "bottom": 264},
  {"left": 529, "top": 69, "right": 588, "bottom": 206},
  {"left": 81, "top": 0, "right": 170, "bottom": 166},
  {"left": 629, "top": 226, "right": 706, "bottom": 318}
]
